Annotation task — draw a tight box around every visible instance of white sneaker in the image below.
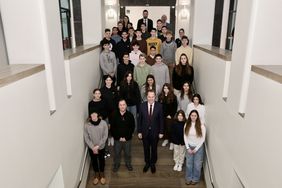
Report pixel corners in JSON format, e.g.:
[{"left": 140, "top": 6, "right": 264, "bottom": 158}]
[
  {"left": 177, "top": 164, "right": 182, "bottom": 171},
  {"left": 173, "top": 164, "right": 178, "bottom": 171},
  {"left": 162, "top": 139, "right": 168, "bottom": 147},
  {"left": 110, "top": 137, "right": 114, "bottom": 146},
  {"left": 169, "top": 143, "right": 174, "bottom": 150}
]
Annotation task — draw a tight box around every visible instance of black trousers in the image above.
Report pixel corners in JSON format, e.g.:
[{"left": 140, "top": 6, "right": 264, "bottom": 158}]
[
  {"left": 142, "top": 130, "right": 159, "bottom": 165},
  {"left": 114, "top": 140, "right": 132, "bottom": 165},
  {"left": 89, "top": 148, "right": 105, "bottom": 173}
]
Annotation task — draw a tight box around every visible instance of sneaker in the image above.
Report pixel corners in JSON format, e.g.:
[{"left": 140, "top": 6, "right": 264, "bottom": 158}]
[
  {"left": 104, "top": 151, "right": 110, "bottom": 159},
  {"left": 173, "top": 164, "right": 178, "bottom": 171},
  {"left": 110, "top": 137, "right": 114, "bottom": 146},
  {"left": 162, "top": 139, "right": 168, "bottom": 147},
  {"left": 100, "top": 177, "right": 106, "bottom": 185},
  {"left": 185, "top": 181, "right": 192, "bottom": 185},
  {"left": 169, "top": 143, "right": 174, "bottom": 150},
  {"left": 93, "top": 177, "right": 99, "bottom": 185},
  {"left": 177, "top": 165, "right": 182, "bottom": 171}
]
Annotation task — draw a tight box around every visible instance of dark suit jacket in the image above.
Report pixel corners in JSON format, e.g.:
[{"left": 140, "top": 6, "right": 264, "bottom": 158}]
[
  {"left": 137, "top": 18, "right": 153, "bottom": 32},
  {"left": 138, "top": 101, "right": 164, "bottom": 137}
]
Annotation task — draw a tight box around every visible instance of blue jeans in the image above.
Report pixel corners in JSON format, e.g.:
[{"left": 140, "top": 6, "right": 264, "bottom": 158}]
[
  {"left": 185, "top": 145, "right": 204, "bottom": 182},
  {"left": 127, "top": 105, "right": 137, "bottom": 131}
]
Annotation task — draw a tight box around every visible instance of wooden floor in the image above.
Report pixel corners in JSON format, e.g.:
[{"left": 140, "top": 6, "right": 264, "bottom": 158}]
[{"left": 86, "top": 136, "right": 206, "bottom": 188}]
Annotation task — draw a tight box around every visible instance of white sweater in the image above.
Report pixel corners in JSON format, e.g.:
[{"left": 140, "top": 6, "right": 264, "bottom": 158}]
[
  {"left": 185, "top": 103, "right": 206, "bottom": 124},
  {"left": 184, "top": 122, "right": 206, "bottom": 152}
]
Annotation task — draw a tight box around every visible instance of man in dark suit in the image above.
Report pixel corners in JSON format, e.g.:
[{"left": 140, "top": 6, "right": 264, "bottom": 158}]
[
  {"left": 138, "top": 90, "right": 164, "bottom": 173},
  {"left": 137, "top": 10, "right": 153, "bottom": 32}
]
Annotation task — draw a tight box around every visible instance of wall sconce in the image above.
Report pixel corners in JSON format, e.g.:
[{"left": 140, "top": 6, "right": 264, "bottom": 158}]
[
  {"left": 107, "top": 8, "right": 116, "bottom": 19},
  {"left": 180, "top": 8, "right": 189, "bottom": 20},
  {"left": 105, "top": 0, "right": 116, "bottom": 6},
  {"left": 179, "top": 0, "right": 191, "bottom": 6}
]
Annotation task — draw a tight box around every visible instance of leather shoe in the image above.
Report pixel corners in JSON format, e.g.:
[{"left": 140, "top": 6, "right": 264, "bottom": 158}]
[
  {"left": 143, "top": 164, "right": 150, "bottom": 173},
  {"left": 151, "top": 164, "right": 156, "bottom": 173},
  {"left": 126, "top": 163, "right": 133, "bottom": 171},
  {"left": 112, "top": 164, "right": 120, "bottom": 172}
]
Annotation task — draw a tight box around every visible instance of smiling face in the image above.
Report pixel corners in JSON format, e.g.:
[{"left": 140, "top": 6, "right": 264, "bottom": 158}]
[
  {"left": 155, "top": 56, "right": 162, "bottom": 64},
  {"left": 90, "top": 112, "right": 98, "bottom": 121},
  {"left": 147, "top": 77, "right": 154, "bottom": 86},
  {"left": 163, "top": 86, "right": 169, "bottom": 94},
  {"left": 123, "top": 54, "right": 129, "bottom": 64},
  {"left": 177, "top": 113, "right": 184, "bottom": 122},
  {"left": 193, "top": 97, "right": 200, "bottom": 105},
  {"left": 190, "top": 111, "right": 198, "bottom": 122},
  {"left": 105, "top": 77, "right": 113, "bottom": 87},
  {"left": 126, "top": 73, "right": 133, "bottom": 83},
  {"left": 93, "top": 90, "right": 101, "bottom": 100}
]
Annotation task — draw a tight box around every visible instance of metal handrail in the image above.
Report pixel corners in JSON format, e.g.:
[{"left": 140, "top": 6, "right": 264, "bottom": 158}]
[
  {"left": 76, "top": 146, "right": 88, "bottom": 188},
  {"left": 204, "top": 142, "right": 215, "bottom": 188}
]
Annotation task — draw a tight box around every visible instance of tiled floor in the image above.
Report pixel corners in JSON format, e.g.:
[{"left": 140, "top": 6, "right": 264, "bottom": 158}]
[{"left": 86, "top": 137, "right": 206, "bottom": 188}]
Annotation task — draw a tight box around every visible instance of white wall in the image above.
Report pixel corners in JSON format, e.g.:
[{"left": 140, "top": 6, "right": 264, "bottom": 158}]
[
  {"left": 125, "top": 6, "right": 170, "bottom": 29},
  {"left": 248, "top": 0, "right": 282, "bottom": 65},
  {"left": 0, "top": 48, "right": 101, "bottom": 188},
  {"left": 81, "top": 0, "right": 103, "bottom": 44},
  {"left": 228, "top": 0, "right": 282, "bottom": 116},
  {"left": 0, "top": 0, "right": 102, "bottom": 187},
  {"left": 191, "top": 0, "right": 215, "bottom": 45},
  {"left": 194, "top": 48, "right": 282, "bottom": 187},
  {"left": 0, "top": 0, "right": 45, "bottom": 64}
]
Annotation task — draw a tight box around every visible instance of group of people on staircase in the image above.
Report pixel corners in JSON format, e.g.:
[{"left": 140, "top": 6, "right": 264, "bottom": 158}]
[{"left": 83, "top": 10, "right": 206, "bottom": 186}]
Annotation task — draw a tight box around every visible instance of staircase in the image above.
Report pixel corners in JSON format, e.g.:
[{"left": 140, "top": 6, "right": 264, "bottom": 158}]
[{"left": 86, "top": 136, "right": 206, "bottom": 188}]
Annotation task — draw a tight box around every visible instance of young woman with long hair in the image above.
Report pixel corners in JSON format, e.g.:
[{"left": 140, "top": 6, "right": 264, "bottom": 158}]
[
  {"left": 172, "top": 53, "right": 194, "bottom": 93},
  {"left": 141, "top": 74, "right": 161, "bottom": 102},
  {"left": 185, "top": 93, "right": 206, "bottom": 125},
  {"left": 184, "top": 110, "right": 206, "bottom": 185},
  {"left": 158, "top": 83, "right": 177, "bottom": 150},
  {"left": 171, "top": 110, "right": 186, "bottom": 171},
  {"left": 119, "top": 71, "right": 141, "bottom": 131},
  {"left": 177, "top": 82, "right": 193, "bottom": 112},
  {"left": 88, "top": 88, "right": 108, "bottom": 120},
  {"left": 123, "top": 15, "right": 131, "bottom": 30},
  {"left": 100, "top": 75, "right": 118, "bottom": 148}
]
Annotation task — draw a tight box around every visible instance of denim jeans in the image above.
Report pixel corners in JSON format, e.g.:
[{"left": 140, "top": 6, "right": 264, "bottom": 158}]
[
  {"left": 127, "top": 105, "right": 137, "bottom": 131},
  {"left": 113, "top": 140, "right": 132, "bottom": 165},
  {"left": 185, "top": 145, "right": 204, "bottom": 182}
]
